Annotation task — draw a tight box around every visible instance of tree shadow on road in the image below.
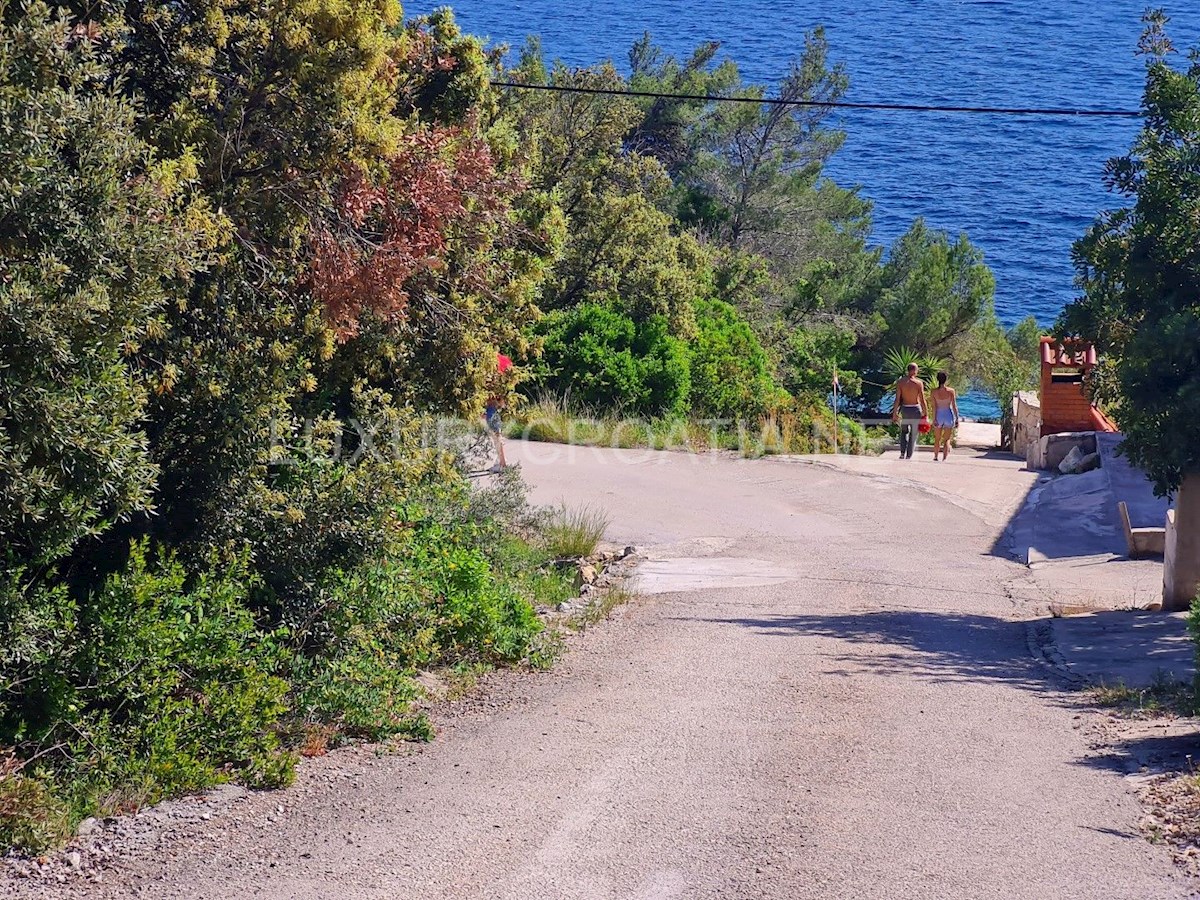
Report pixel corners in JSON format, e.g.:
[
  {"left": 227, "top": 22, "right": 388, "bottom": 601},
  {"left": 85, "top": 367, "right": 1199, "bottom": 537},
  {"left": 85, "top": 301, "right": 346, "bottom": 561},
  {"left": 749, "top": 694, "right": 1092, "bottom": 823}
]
[
  {"left": 689, "top": 609, "right": 1066, "bottom": 695},
  {"left": 693, "top": 608, "right": 1200, "bottom": 777},
  {"left": 1080, "top": 731, "right": 1200, "bottom": 776}
]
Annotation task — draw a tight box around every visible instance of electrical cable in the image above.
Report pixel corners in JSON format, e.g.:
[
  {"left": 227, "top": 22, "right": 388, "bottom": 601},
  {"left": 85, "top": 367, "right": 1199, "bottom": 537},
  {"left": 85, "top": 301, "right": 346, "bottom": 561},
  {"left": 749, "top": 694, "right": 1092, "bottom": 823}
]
[{"left": 489, "top": 80, "right": 1142, "bottom": 118}]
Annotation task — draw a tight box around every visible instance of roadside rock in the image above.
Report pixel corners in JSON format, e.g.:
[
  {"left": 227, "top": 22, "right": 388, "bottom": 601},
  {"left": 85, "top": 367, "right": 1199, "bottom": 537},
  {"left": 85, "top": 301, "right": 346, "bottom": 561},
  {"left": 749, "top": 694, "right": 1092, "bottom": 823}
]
[
  {"left": 75, "top": 818, "right": 100, "bottom": 838},
  {"left": 1059, "top": 447, "right": 1101, "bottom": 475},
  {"left": 1059, "top": 446, "right": 1085, "bottom": 474}
]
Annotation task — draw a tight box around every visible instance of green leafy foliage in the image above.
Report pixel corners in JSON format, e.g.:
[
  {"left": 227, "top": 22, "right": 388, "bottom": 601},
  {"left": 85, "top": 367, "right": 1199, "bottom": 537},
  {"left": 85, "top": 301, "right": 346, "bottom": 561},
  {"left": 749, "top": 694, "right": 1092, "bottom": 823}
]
[
  {"left": 0, "top": 5, "right": 203, "bottom": 566},
  {"left": 1059, "top": 10, "right": 1200, "bottom": 494},
  {"left": 681, "top": 27, "right": 851, "bottom": 251},
  {"left": 873, "top": 220, "right": 997, "bottom": 357},
  {"left": 534, "top": 303, "right": 691, "bottom": 417},
  {"left": 287, "top": 520, "right": 545, "bottom": 743},
  {"left": 881, "top": 347, "right": 948, "bottom": 386},
  {"left": 0, "top": 544, "right": 292, "bottom": 840},
  {"left": 781, "top": 320, "right": 860, "bottom": 400},
  {"left": 501, "top": 34, "right": 1006, "bottom": 421},
  {"left": 965, "top": 316, "right": 1041, "bottom": 445},
  {"left": 0, "top": 759, "right": 72, "bottom": 853},
  {"left": 1188, "top": 592, "right": 1200, "bottom": 716},
  {"left": 690, "top": 298, "right": 780, "bottom": 419}
]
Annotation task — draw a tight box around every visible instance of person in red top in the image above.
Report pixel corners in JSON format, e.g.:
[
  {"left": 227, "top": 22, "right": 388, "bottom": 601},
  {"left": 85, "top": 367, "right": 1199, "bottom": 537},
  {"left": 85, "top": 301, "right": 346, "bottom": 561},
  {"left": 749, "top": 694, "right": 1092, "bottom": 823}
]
[{"left": 485, "top": 353, "right": 513, "bottom": 473}]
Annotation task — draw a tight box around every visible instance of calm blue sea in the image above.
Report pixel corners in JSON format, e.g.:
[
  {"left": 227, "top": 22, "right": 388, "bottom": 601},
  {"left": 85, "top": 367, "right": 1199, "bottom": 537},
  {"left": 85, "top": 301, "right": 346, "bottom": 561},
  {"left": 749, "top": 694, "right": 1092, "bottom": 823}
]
[{"left": 407, "top": 1, "right": 1200, "bottom": 416}]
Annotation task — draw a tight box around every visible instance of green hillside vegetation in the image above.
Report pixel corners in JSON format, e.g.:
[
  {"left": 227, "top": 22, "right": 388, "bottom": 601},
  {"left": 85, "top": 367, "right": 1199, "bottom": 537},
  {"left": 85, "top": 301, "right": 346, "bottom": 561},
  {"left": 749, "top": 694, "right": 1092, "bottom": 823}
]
[
  {"left": 502, "top": 33, "right": 1036, "bottom": 439},
  {"left": 0, "top": 1, "right": 1029, "bottom": 850}
]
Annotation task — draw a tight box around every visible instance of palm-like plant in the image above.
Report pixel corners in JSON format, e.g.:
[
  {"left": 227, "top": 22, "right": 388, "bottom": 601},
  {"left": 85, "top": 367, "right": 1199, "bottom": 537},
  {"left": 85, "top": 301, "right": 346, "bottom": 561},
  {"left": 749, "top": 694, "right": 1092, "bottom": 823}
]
[{"left": 882, "top": 346, "right": 948, "bottom": 385}]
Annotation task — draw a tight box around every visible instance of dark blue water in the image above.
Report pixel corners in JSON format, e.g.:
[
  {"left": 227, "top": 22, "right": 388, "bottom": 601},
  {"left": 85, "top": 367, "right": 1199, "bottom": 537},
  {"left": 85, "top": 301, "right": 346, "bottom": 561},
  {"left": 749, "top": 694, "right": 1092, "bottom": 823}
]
[{"left": 408, "top": 1, "right": 1200, "bottom": 415}]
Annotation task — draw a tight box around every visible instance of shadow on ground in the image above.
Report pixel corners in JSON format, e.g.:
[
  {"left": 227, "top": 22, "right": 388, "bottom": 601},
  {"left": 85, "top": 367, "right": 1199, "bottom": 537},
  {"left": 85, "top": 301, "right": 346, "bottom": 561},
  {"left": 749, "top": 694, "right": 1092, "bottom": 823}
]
[
  {"left": 688, "top": 607, "right": 1200, "bottom": 779},
  {"left": 990, "top": 477, "right": 1034, "bottom": 560},
  {"left": 1047, "top": 610, "right": 1194, "bottom": 689},
  {"left": 994, "top": 435, "right": 1172, "bottom": 567},
  {"left": 1082, "top": 731, "right": 1200, "bottom": 776},
  {"left": 688, "top": 609, "right": 1059, "bottom": 694}
]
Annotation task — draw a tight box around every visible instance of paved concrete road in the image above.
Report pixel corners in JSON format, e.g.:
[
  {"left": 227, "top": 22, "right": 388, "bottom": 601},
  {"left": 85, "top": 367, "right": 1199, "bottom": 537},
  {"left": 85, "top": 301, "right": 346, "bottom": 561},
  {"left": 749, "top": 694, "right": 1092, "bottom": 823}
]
[{"left": 28, "top": 443, "right": 1194, "bottom": 899}]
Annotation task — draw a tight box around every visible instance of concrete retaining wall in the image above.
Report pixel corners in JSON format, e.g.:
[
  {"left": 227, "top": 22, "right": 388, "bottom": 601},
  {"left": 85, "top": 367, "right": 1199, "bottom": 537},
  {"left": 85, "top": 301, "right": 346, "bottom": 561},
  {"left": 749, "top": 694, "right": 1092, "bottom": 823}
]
[
  {"left": 1027, "top": 431, "right": 1097, "bottom": 473},
  {"left": 1012, "top": 392, "right": 1041, "bottom": 459}
]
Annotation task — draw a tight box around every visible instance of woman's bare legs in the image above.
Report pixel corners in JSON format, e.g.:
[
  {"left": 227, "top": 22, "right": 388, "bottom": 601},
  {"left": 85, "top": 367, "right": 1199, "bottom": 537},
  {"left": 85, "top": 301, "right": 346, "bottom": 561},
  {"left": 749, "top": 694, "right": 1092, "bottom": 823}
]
[
  {"left": 490, "top": 431, "right": 507, "bottom": 470},
  {"left": 940, "top": 426, "right": 951, "bottom": 460}
]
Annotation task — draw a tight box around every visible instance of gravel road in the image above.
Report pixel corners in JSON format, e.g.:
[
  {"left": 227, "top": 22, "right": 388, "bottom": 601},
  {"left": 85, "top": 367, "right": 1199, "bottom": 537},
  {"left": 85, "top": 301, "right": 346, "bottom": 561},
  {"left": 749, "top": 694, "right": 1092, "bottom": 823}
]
[{"left": 8, "top": 443, "right": 1194, "bottom": 899}]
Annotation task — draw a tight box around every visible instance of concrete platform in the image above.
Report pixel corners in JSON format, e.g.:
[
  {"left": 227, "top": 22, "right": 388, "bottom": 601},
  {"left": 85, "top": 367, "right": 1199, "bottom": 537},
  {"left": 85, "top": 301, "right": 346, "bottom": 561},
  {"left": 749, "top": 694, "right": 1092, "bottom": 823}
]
[
  {"left": 1038, "top": 610, "right": 1194, "bottom": 689},
  {"left": 956, "top": 421, "right": 1002, "bottom": 449},
  {"left": 1097, "top": 432, "right": 1170, "bottom": 530},
  {"left": 631, "top": 556, "right": 800, "bottom": 595}
]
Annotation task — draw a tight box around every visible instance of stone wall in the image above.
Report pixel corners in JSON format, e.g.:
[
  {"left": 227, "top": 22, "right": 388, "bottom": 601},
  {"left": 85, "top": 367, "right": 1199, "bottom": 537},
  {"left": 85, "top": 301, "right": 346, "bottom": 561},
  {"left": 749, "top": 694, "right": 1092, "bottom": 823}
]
[
  {"left": 1026, "top": 431, "right": 1097, "bottom": 472},
  {"left": 1012, "top": 391, "right": 1041, "bottom": 459}
]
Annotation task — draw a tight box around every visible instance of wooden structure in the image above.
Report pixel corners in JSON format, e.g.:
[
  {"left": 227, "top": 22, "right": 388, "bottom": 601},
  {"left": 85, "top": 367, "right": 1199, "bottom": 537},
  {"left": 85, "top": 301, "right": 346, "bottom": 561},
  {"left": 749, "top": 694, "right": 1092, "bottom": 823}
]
[{"left": 1038, "top": 338, "right": 1117, "bottom": 436}]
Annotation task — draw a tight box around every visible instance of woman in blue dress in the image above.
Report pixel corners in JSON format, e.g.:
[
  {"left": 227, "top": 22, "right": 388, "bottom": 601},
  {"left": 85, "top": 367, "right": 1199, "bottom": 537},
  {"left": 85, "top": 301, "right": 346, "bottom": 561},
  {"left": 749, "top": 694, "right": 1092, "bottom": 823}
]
[{"left": 930, "top": 371, "right": 960, "bottom": 462}]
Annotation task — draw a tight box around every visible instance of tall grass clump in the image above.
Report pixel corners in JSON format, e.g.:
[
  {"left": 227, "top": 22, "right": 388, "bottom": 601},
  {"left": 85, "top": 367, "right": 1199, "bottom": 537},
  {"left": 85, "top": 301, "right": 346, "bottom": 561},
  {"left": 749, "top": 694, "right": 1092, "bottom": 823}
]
[
  {"left": 542, "top": 504, "right": 610, "bottom": 559},
  {"left": 514, "top": 397, "right": 580, "bottom": 444},
  {"left": 513, "top": 396, "right": 871, "bottom": 458}
]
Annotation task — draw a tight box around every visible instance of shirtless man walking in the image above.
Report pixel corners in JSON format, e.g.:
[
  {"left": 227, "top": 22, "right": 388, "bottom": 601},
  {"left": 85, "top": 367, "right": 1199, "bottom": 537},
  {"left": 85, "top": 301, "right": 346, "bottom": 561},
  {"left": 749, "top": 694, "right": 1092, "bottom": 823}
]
[{"left": 891, "top": 363, "right": 927, "bottom": 460}]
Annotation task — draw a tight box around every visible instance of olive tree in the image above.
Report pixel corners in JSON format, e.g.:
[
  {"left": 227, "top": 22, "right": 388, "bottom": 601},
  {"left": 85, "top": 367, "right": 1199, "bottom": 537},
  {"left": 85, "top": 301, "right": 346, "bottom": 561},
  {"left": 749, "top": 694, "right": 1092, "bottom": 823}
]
[{"left": 0, "top": 5, "right": 202, "bottom": 567}]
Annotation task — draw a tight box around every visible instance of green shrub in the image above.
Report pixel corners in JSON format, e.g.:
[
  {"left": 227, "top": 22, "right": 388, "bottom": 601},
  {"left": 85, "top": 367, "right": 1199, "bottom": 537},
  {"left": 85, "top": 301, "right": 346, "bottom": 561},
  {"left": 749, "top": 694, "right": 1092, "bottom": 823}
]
[
  {"left": 534, "top": 303, "right": 691, "bottom": 417},
  {"left": 0, "top": 761, "right": 72, "bottom": 854},
  {"left": 287, "top": 645, "right": 427, "bottom": 745},
  {"left": 240, "top": 390, "right": 456, "bottom": 636},
  {"left": 690, "top": 298, "right": 780, "bottom": 420},
  {"left": 283, "top": 511, "right": 549, "bottom": 743},
  {"left": 487, "top": 535, "right": 577, "bottom": 610},
  {"left": 0, "top": 6, "right": 203, "bottom": 567},
  {"left": 0, "top": 543, "right": 293, "bottom": 835},
  {"left": 1187, "top": 593, "right": 1200, "bottom": 716}
]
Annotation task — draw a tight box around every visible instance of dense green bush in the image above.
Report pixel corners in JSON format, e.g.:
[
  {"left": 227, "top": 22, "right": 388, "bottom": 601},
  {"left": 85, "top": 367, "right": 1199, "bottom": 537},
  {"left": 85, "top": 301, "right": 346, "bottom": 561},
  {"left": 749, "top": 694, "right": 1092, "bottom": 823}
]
[
  {"left": 0, "top": 477, "right": 561, "bottom": 845},
  {"left": 534, "top": 303, "right": 691, "bottom": 416},
  {"left": 0, "top": 544, "right": 291, "bottom": 849},
  {"left": 782, "top": 321, "right": 860, "bottom": 400},
  {"left": 285, "top": 509, "right": 554, "bottom": 744},
  {"left": 689, "top": 298, "right": 780, "bottom": 419},
  {"left": 236, "top": 390, "right": 451, "bottom": 627},
  {"left": 247, "top": 457, "right": 557, "bottom": 747}
]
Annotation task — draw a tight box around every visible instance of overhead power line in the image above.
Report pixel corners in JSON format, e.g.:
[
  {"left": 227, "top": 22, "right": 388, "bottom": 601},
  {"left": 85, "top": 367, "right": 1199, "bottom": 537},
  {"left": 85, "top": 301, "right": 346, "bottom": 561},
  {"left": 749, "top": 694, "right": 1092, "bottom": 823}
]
[{"left": 489, "top": 81, "right": 1142, "bottom": 118}]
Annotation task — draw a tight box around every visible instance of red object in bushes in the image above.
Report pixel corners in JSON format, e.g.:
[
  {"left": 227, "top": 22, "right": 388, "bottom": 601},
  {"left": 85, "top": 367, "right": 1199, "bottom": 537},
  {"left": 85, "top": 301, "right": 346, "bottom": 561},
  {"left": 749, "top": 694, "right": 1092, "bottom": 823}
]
[{"left": 918, "top": 416, "right": 931, "bottom": 435}]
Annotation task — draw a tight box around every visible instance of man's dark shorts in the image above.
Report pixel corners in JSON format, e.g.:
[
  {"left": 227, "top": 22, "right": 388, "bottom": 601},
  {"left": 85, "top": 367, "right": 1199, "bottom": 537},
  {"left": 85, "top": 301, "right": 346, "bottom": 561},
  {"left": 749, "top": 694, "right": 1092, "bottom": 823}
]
[{"left": 485, "top": 405, "right": 502, "bottom": 434}]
